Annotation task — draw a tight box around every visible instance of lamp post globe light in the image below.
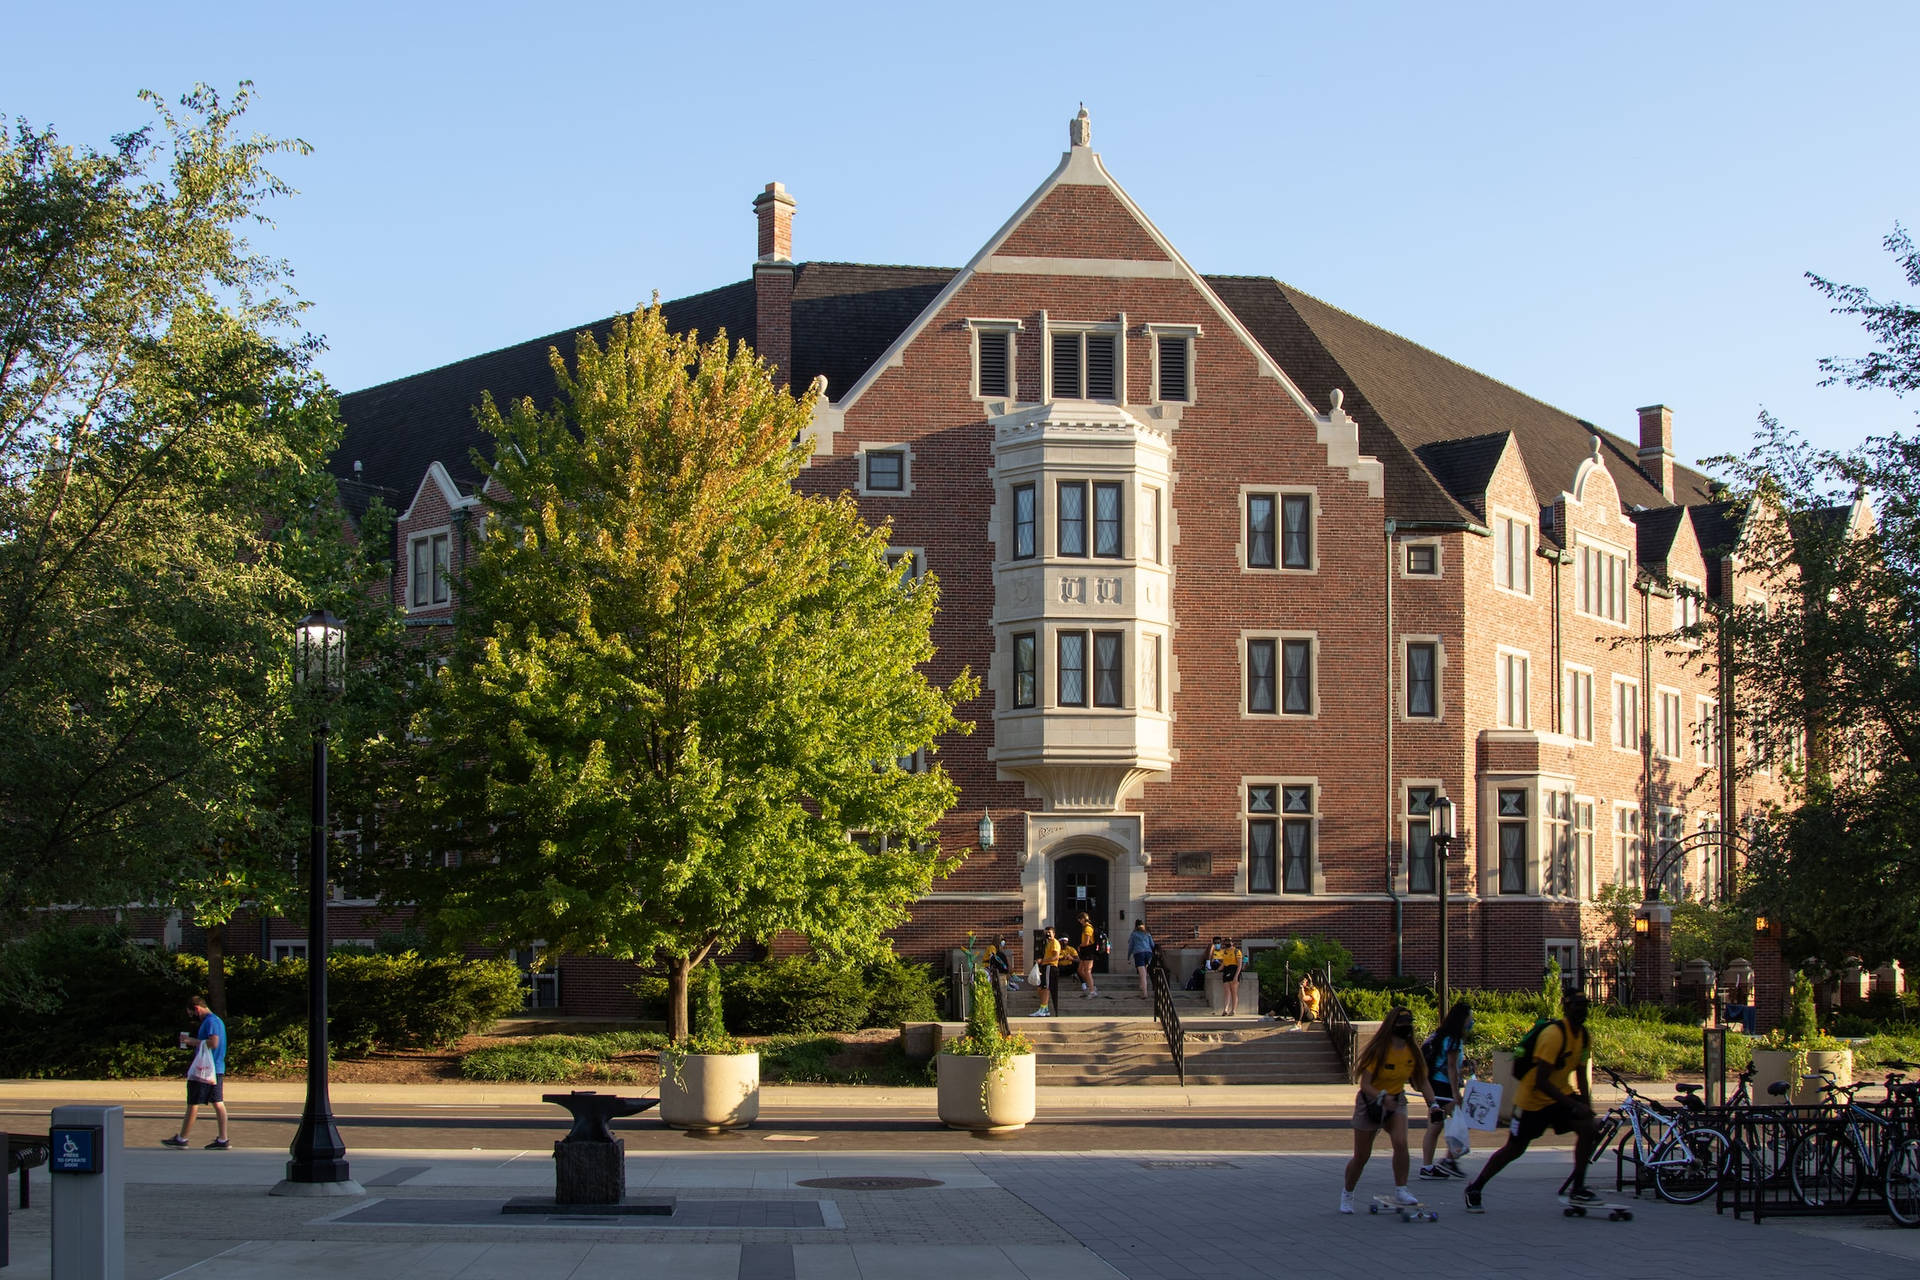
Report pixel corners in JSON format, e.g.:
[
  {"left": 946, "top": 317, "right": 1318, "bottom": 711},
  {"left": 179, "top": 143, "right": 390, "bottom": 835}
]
[
  {"left": 271, "top": 609, "right": 363, "bottom": 1197},
  {"left": 1428, "top": 795, "right": 1456, "bottom": 1010}
]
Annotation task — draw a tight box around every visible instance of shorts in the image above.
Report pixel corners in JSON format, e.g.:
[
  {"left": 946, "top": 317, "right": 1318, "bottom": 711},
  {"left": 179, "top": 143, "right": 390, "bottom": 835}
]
[
  {"left": 1350, "top": 1090, "right": 1405, "bottom": 1131},
  {"left": 1132, "top": 955, "right": 1152, "bottom": 969},
  {"left": 187, "top": 1074, "right": 225, "bottom": 1105},
  {"left": 1430, "top": 1078, "right": 1457, "bottom": 1105},
  {"left": 1221, "top": 965, "right": 1240, "bottom": 981},
  {"left": 1510, "top": 1100, "right": 1582, "bottom": 1142}
]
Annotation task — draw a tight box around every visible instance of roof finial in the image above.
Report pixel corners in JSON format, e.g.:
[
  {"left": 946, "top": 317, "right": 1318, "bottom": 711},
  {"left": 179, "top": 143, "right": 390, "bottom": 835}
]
[
  {"left": 1328, "top": 388, "right": 1344, "bottom": 414},
  {"left": 1070, "top": 104, "right": 1092, "bottom": 149},
  {"left": 1590, "top": 433, "right": 1601, "bottom": 461}
]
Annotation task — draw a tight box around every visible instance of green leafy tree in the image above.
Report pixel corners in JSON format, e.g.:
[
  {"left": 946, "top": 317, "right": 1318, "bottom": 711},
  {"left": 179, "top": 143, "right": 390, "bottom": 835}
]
[
  {"left": 407, "top": 305, "right": 976, "bottom": 1040},
  {"left": 0, "top": 84, "right": 354, "bottom": 924},
  {"left": 1707, "top": 227, "right": 1920, "bottom": 967}
]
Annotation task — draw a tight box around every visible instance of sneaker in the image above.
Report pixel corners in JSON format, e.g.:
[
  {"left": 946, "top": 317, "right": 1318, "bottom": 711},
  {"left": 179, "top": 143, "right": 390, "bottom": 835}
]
[
  {"left": 1464, "top": 1186, "right": 1484, "bottom": 1213},
  {"left": 1565, "top": 1187, "right": 1602, "bottom": 1207},
  {"left": 1338, "top": 1190, "right": 1354, "bottom": 1214},
  {"left": 204, "top": 1138, "right": 231, "bottom": 1150},
  {"left": 1438, "top": 1156, "right": 1466, "bottom": 1178},
  {"left": 1393, "top": 1186, "right": 1421, "bottom": 1206},
  {"left": 1034, "top": 1008, "right": 1052, "bottom": 1017},
  {"left": 1418, "top": 1165, "right": 1447, "bottom": 1181},
  {"left": 161, "top": 1135, "right": 189, "bottom": 1148}
]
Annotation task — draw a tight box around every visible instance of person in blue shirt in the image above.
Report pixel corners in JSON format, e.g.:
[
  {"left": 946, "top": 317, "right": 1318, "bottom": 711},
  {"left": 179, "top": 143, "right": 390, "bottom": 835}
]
[{"left": 163, "top": 995, "right": 231, "bottom": 1150}]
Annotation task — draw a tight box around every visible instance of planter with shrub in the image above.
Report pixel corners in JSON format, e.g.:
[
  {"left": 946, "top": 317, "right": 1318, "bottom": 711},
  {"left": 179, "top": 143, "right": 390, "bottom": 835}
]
[
  {"left": 1751, "top": 972, "right": 1852, "bottom": 1105},
  {"left": 936, "top": 965, "right": 1034, "bottom": 1134},
  {"left": 658, "top": 964, "right": 759, "bottom": 1132}
]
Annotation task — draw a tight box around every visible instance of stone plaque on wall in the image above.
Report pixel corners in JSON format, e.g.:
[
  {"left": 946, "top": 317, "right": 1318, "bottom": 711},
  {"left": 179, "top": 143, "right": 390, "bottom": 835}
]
[{"left": 1175, "top": 852, "right": 1212, "bottom": 878}]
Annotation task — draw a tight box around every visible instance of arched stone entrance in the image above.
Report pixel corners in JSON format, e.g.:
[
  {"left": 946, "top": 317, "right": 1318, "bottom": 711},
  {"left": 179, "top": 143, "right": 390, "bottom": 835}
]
[{"left": 1019, "top": 814, "right": 1146, "bottom": 968}]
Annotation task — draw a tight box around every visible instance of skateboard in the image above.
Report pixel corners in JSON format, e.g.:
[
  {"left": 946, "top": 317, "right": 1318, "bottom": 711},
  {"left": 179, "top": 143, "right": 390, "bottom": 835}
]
[
  {"left": 1558, "top": 1195, "right": 1633, "bottom": 1221},
  {"left": 1369, "top": 1194, "right": 1439, "bottom": 1222}
]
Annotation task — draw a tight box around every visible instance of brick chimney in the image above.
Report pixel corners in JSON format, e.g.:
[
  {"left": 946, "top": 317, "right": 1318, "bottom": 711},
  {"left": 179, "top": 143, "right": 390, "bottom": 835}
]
[
  {"left": 1637, "top": 404, "right": 1675, "bottom": 502},
  {"left": 752, "top": 181, "right": 796, "bottom": 387}
]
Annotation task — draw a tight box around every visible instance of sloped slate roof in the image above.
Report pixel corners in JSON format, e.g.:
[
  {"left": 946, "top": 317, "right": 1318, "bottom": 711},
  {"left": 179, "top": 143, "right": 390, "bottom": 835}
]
[
  {"left": 331, "top": 263, "right": 1716, "bottom": 533},
  {"left": 1632, "top": 505, "right": 1689, "bottom": 568},
  {"left": 1241, "top": 282, "right": 1716, "bottom": 516}
]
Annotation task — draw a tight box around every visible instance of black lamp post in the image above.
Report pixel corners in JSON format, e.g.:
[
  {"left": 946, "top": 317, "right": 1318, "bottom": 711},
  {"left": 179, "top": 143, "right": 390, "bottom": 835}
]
[
  {"left": 282, "top": 608, "right": 356, "bottom": 1191},
  {"left": 1429, "top": 795, "right": 1457, "bottom": 1011}
]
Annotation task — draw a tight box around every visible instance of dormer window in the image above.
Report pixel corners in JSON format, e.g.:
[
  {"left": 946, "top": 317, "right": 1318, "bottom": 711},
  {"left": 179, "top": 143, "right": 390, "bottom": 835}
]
[
  {"left": 1051, "top": 331, "right": 1118, "bottom": 401},
  {"left": 409, "top": 531, "right": 451, "bottom": 609}
]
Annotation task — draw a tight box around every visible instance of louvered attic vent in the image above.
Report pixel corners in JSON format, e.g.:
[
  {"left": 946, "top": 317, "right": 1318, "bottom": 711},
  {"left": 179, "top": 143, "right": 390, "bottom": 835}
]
[
  {"left": 1157, "top": 335, "right": 1190, "bottom": 402},
  {"left": 978, "top": 330, "right": 1011, "bottom": 398},
  {"left": 1051, "top": 331, "right": 1118, "bottom": 400}
]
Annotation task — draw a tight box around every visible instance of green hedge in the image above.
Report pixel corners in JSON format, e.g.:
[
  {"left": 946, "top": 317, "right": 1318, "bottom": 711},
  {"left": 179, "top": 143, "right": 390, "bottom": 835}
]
[
  {"left": 0, "top": 925, "right": 525, "bottom": 1078},
  {"left": 632, "top": 955, "right": 942, "bottom": 1034}
]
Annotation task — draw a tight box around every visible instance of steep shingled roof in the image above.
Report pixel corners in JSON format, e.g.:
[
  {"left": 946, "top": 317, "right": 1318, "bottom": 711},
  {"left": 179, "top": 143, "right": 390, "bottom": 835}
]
[
  {"left": 1632, "top": 505, "right": 1690, "bottom": 569},
  {"left": 331, "top": 264, "right": 1716, "bottom": 534}
]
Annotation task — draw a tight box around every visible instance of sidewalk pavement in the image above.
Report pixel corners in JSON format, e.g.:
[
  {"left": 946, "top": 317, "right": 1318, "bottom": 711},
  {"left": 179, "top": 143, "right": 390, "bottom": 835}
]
[
  {"left": 7, "top": 1137, "right": 1920, "bottom": 1279},
  {"left": 6, "top": 1084, "right": 1920, "bottom": 1280}
]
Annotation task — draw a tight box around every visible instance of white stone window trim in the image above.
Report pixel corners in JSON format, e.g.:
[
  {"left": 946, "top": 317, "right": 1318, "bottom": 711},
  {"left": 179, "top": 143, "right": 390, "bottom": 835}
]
[
  {"left": 1399, "top": 634, "right": 1446, "bottom": 722},
  {"left": 1138, "top": 627, "right": 1167, "bottom": 715},
  {"left": 1480, "top": 772, "right": 1555, "bottom": 897},
  {"left": 1612, "top": 800, "right": 1644, "bottom": 891},
  {"left": 855, "top": 441, "right": 915, "bottom": 498},
  {"left": 884, "top": 546, "right": 927, "bottom": 581},
  {"left": 1400, "top": 538, "right": 1443, "bottom": 579},
  {"left": 1041, "top": 312, "right": 1128, "bottom": 406},
  {"left": 1610, "top": 675, "right": 1642, "bottom": 755},
  {"left": 1654, "top": 684, "right": 1685, "bottom": 761},
  {"left": 1237, "top": 484, "right": 1320, "bottom": 574},
  {"left": 1697, "top": 695, "right": 1722, "bottom": 768},
  {"left": 1670, "top": 574, "right": 1705, "bottom": 647},
  {"left": 967, "top": 317, "right": 1023, "bottom": 404},
  {"left": 1143, "top": 322, "right": 1202, "bottom": 406},
  {"left": 1239, "top": 629, "right": 1320, "bottom": 720},
  {"left": 1490, "top": 505, "right": 1535, "bottom": 599},
  {"left": 270, "top": 939, "right": 310, "bottom": 961},
  {"left": 1545, "top": 937, "right": 1582, "bottom": 973},
  {"left": 1398, "top": 778, "right": 1447, "bottom": 896},
  {"left": 406, "top": 523, "right": 454, "bottom": 613},
  {"left": 1240, "top": 774, "right": 1325, "bottom": 896},
  {"left": 1494, "top": 645, "right": 1531, "bottom": 730},
  {"left": 1572, "top": 795, "right": 1598, "bottom": 901},
  {"left": 1572, "top": 533, "right": 1633, "bottom": 629},
  {"left": 1560, "top": 662, "right": 1596, "bottom": 743}
]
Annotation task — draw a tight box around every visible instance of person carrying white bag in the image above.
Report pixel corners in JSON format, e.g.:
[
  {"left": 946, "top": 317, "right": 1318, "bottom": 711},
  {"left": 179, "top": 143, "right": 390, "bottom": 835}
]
[
  {"left": 1418, "top": 1000, "right": 1474, "bottom": 1180},
  {"left": 162, "top": 994, "right": 231, "bottom": 1150}
]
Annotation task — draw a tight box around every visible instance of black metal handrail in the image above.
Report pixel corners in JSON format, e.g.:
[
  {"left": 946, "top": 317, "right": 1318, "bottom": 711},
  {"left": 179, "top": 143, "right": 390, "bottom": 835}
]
[
  {"left": 1318, "top": 964, "right": 1356, "bottom": 1077},
  {"left": 990, "top": 970, "right": 1011, "bottom": 1038},
  {"left": 1147, "top": 952, "right": 1185, "bottom": 1086}
]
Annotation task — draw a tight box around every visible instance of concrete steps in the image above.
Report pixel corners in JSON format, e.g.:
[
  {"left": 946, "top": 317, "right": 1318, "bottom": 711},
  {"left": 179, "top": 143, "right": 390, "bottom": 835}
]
[{"left": 1001, "top": 1017, "right": 1346, "bottom": 1086}]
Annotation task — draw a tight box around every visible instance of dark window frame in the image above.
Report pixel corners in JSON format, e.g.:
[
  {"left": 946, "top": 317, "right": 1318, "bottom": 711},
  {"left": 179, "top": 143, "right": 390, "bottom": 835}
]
[
  {"left": 1407, "top": 641, "right": 1438, "bottom": 718},
  {"left": 1012, "top": 632, "right": 1037, "bottom": 708},
  {"left": 1057, "top": 631, "right": 1088, "bottom": 707},
  {"left": 1281, "top": 494, "right": 1312, "bottom": 569},
  {"left": 1012, "top": 483, "right": 1037, "bottom": 560},
  {"left": 1093, "top": 481, "right": 1124, "bottom": 558},
  {"left": 1247, "top": 493, "right": 1276, "bottom": 569},
  {"left": 866, "top": 449, "right": 905, "bottom": 492},
  {"left": 1057, "top": 481, "right": 1088, "bottom": 557}
]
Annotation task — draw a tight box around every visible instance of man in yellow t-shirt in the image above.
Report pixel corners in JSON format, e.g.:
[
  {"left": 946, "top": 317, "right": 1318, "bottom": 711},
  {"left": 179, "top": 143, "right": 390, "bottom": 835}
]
[
  {"left": 1464, "top": 990, "right": 1600, "bottom": 1213},
  {"left": 1035, "top": 927, "right": 1062, "bottom": 1017}
]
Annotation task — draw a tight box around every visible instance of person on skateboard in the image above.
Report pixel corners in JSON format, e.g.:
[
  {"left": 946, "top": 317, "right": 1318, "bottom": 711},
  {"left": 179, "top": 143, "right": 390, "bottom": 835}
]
[
  {"left": 1340, "top": 1008, "right": 1437, "bottom": 1214},
  {"left": 1464, "top": 991, "right": 1602, "bottom": 1212}
]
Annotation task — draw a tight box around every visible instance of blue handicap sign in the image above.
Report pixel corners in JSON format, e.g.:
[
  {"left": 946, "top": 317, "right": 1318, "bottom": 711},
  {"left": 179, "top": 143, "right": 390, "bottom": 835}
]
[{"left": 50, "top": 1125, "right": 101, "bottom": 1174}]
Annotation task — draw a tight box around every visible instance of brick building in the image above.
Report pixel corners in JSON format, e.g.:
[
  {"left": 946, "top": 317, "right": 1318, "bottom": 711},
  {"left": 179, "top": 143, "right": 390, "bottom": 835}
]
[{"left": 324, "top": 112, "right": 1792, "bottom": 1011}]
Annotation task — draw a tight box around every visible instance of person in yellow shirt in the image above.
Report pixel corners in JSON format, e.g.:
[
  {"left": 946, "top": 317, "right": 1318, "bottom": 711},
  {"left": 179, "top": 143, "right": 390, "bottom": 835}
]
[
  {"left": 1464, "top": 990, "right": 1600, "bottom": 1212},
  {"left": 1218, "top": 940, "right": 1243, "bottom": 1015},
  {"left": 1074, "top": 912, "right": 1100, "bottom": 999},
  {"left": 1340, "top": 1008, "right": 1436, "bottom": 1214},
  {"left": 1034, "top": 926, "right": 1062, "bottom": 1017}
]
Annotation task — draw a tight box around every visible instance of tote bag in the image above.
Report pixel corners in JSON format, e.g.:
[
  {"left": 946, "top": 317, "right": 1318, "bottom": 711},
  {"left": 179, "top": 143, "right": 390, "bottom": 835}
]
[{"left": 1459, "top": 1077, "right": 1502, "bottom": 1130}]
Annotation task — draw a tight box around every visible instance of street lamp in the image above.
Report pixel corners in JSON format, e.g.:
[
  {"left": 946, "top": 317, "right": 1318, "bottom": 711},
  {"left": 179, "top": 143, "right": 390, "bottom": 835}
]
[
  {"left": 275, "top": 608, "right": 360, "bottom": 1195},
  {"left": 1429, "top": 795, "right": 1456, "bottom": 1010},
  {"left": 977, "top": 811, "right": 995, "bottom": 850}
]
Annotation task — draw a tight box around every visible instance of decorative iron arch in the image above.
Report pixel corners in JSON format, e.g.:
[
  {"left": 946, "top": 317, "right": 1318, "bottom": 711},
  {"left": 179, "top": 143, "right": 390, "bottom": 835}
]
[{"left": 1643, "top": 826, "right": 1754, "bottom": 904}]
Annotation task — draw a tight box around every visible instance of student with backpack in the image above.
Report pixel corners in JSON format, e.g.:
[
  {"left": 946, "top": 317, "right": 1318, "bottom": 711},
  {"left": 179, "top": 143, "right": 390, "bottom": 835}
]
[
  {"left": 1417, "top": 1000, "right": 1473, "bottom": 1180},
  {"left": 1339, "top": 1008, "right": 1438, "bottom": 1214},
  {"left": 1463, "top": 990, "right": 1601, "bottom": 1212}
]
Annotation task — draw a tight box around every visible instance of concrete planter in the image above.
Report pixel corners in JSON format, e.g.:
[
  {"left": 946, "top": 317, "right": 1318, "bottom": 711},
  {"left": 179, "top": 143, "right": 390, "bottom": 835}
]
[
  {"left": 936, "top": 1051, "right": 1036, "bottom": 1134},
  {"left": 658, "top": 1051, "right": 760, "bottom": 1132},
  {"left": 1750, "top": 1047, "right": 1853, "bottom": 1106}
]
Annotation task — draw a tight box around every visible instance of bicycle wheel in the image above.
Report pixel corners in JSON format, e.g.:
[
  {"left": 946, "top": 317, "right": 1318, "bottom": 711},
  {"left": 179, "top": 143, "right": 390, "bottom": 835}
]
[
  {"left": 1885, "top": 1137, "right": 1920, "bottom": 1228},
  {"left": 1736, "top": 1116, "right": 1790, "bottom": 1186},
  {"left": 1655, "top": 1125, "right": 1730, "bottom": 1204},
  {"left": 1787, "top": 1130, "right": 1862, "bottom": 1207}
]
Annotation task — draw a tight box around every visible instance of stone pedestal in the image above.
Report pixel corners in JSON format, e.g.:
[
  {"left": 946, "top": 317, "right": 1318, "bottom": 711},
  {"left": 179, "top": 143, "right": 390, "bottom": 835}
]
[
  {"left": 555, "top": 1138, "right": 624, "bottom": 1205},
  {"left": 1752, "top": 926, "right": 1788, "bottom": 1033},
  {"left": 1876, "top": 961, "right": 1906, "bottom": 998},
  {"left": 1839, "top": 960, "right": 1871, "bottom": 1008}
]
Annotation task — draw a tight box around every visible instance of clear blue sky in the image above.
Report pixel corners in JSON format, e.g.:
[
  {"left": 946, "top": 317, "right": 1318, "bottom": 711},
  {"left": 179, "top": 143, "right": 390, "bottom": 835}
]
[{"left": 12, "top": 1, "right": 1918, "bottom": 472}]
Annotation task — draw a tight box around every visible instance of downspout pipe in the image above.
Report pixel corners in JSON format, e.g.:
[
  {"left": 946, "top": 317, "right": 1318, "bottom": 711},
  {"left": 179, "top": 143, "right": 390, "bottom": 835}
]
[{"left": 1385, "top": 519, "right": 1401, "bottom": 978}]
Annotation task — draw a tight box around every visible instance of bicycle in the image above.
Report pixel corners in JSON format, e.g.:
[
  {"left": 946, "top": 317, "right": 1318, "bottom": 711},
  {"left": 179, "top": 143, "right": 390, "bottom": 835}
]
[
  {"left": 1595, "top": 1065, "right": 1732, "bottom": 1204},
  {"left": 1785, "top": 1064, "right": 1920, "bottom": 1225}
]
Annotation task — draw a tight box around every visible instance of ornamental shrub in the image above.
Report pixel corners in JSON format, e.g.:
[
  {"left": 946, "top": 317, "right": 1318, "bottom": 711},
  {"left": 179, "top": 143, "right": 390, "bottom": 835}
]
[
  {"left": 0, "top": 925, "right": 192, "bottom": 1078},
  {"left": 722, "top": 957, "right": 870, "bottom": 1033}
]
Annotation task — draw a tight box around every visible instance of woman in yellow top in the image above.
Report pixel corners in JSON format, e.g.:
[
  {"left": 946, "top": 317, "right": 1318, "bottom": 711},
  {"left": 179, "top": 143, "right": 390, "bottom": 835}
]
[
  {"left": 1340, "top": 1008, "right": 1436, "bottom": 1214},
  {"left": 1218, "top": 940, "right": 1243, "bottom": 1015},
  {"left": 1035, "top": 927, "right": 1062, "bottom": 1017},
  {"left": 1074, "top": 912, "right": 1100, "bottom": 999}
]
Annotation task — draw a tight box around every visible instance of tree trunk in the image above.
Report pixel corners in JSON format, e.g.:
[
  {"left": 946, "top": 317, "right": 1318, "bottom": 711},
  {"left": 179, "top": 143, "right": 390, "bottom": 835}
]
[
  {"left": 205, "top": 922, "right": 228, "bottom": 1018},
  {"left": 666, "top": 954, "right": 691, "bottom": 1043}
]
